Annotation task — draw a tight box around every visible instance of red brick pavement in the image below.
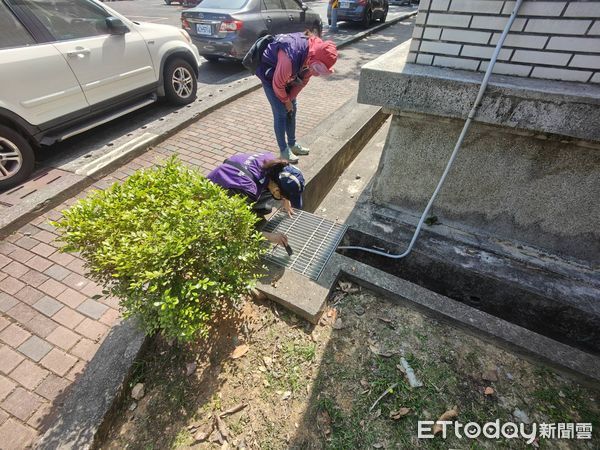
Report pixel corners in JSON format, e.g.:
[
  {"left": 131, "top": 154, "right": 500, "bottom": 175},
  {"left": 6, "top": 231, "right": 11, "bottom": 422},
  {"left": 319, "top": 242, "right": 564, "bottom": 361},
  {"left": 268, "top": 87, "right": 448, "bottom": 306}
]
[{"left": 0, "top": 27, "right": 403, "bottom": 448}]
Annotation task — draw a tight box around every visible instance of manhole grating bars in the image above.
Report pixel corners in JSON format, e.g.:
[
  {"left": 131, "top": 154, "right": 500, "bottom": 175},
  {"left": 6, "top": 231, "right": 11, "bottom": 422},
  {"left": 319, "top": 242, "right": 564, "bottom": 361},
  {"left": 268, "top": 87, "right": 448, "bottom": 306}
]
[{"left": 261, "top": 209, "right": 347, "bottom": 281}]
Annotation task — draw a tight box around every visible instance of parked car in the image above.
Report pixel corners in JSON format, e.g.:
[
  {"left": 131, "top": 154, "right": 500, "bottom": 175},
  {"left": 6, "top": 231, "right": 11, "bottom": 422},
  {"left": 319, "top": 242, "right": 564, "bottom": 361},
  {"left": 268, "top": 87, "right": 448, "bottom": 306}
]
[
  {"left": 181, "top": 0, "right": 322, "bottom": 62},
  {"left": 0, "top": 0, "right": 201, "bottom": 190},
  {"left": 327, "top": 0, "right": 389, "bottom": 28},
  {"left": 164, "top": 0, "right": 201, "bottom": 7}
]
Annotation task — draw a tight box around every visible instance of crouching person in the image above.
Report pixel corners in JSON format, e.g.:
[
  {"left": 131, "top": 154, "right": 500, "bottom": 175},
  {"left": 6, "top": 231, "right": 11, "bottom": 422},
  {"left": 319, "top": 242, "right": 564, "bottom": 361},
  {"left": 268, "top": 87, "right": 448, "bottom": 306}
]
[{"left": 207, "top": 152, "right": 305, "bottom": 246}]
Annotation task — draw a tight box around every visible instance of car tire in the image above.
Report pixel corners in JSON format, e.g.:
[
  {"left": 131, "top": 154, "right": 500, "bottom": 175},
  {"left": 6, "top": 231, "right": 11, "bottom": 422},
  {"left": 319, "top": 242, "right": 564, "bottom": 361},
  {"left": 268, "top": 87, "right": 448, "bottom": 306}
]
[
  {"left": 362, "top": 8, "right": 373, "bottom": 28},
  {"left": 164, "top": 0, "right": 171, "bottom": 4},
  {"left": 0, "top": 125, "right": 35, "bottom": 191},
  {"left": 164, "top": 58, "right": 197, "bottom": 106},
  {"left": 203, "top": 55, "right": 220, "bottom": 62},
  {"left": 380, "top": 6, "right": 388, "bottom": 22}
]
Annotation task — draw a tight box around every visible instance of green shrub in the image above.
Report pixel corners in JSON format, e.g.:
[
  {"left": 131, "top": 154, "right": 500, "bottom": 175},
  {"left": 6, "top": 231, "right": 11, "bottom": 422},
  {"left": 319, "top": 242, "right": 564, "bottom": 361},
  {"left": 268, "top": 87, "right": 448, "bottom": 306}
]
[{"left": 54, "top": 158, "right": 266, "bottom": 342}]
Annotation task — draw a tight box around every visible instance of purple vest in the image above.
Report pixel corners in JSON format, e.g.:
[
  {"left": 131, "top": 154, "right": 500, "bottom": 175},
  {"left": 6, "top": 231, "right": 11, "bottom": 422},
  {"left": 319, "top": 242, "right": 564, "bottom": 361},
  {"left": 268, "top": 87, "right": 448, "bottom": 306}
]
[
  {"left": 256, "top": 33, "right": 310, "bottom": 85},
  {"left": 207, "top": 152, "right": 274, "bottom": 201}
]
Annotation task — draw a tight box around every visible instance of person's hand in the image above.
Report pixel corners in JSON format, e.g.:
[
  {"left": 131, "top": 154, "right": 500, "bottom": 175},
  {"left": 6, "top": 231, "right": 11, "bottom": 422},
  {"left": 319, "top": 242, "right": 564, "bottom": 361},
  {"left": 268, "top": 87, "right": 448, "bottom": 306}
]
[
  {"left": 284, "top": 100, "right": 293, "bottom": 112},
  {"left": 263, "top": 231, "right": 288, "bottom": 247},
  {"left": 282, "top": 198, "right": 293, "bottom": 218}
]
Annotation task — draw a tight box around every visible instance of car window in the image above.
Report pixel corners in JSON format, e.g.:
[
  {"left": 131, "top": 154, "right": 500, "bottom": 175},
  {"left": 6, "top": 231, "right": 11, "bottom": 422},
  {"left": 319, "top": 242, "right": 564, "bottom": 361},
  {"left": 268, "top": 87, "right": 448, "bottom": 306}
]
[
  {"left": 262, "top": 0, "right": 282, "bottom": 10},
  {"left": 0, "top": 2, "right": 36, "bottom": 49},
  {"left": 199, "top": 0, "right": 248, "bottom": 9},
  {"left": 13, "top": 0, "right": 110, "bottom": 41},
  {"left": 281, "top": 0, "right": 301, "bottom": 11}
]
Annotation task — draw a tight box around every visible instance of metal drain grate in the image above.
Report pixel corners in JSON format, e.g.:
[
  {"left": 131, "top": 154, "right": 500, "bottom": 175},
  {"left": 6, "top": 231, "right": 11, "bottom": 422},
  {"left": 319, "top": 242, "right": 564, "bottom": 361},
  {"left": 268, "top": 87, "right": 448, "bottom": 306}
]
[{"left": 262, "top": 209, "right": 347, "bottom": 281}]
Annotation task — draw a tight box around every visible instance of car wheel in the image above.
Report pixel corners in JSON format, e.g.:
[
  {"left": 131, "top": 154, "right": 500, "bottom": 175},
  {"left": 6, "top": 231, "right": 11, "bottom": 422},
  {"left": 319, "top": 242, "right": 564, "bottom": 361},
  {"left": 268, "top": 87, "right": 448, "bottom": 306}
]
[
  {"left": 164, "top": 58, "right": 197, "bottom": 106},
  {"left": 203, "top": 55, "right": 220, "bottom": 62},
  {"left": 380, "top": 6, "right": 388, "bottom": 22},
  {"left": 0, "top": 125, "right": 35, "bottom": 191},
  {"left": 164, "top": 0, "right": 171, "bottom": 4},
  {"left": 362, "top": 8, "right": 373, "bottom": 28}
]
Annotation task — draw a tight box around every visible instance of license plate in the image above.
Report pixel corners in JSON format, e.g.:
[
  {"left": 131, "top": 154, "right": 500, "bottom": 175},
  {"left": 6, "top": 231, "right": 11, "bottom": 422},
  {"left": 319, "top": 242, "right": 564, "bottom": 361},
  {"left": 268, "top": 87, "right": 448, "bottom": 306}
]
[
  {"left": 196, "top": 23, "right": 212, "bottom": 35},
  {"left": 340, "top": 1, "right": 350, "bottom": 8}
]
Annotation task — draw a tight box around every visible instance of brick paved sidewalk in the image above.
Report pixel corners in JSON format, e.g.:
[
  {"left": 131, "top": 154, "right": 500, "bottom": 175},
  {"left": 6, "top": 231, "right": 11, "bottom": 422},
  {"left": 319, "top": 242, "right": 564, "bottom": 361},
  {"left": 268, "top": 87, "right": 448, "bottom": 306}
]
[{"left": 0, "top": 21, "right": 412, "bottom": 449}]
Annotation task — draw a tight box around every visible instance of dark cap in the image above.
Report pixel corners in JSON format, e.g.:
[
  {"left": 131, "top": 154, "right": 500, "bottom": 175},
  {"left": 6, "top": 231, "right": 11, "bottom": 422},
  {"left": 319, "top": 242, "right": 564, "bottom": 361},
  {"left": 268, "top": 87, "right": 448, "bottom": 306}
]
[{"left": 278, "top": 165, "right": 305, "bottom": 209}]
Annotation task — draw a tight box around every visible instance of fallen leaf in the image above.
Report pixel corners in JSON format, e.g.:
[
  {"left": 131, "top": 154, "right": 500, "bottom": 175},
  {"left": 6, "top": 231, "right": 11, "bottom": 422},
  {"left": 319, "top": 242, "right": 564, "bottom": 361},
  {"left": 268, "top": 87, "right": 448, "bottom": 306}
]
[
  {"left": 263, "top": 356, "right": 273, "bottom": 368},
  {"left": 231, "top": 344, "right": 249, "bottom": 359},
  {"left": 186, "top": 362, "right": 197, "bottom": 377},
  {"left": 433, "top": 407, "right": 459, "bottom": 435},
  {"left": 282, "top": 391, "right": 292, "bottom": 400},
  {"left": 372, "top": 443, "right": 384, "bottom": 449},
  {"left": 360, "top": 379, "right": 370, "bottom": 388},
  {"left": 371, "top": 408, "right": 381, "bottom": 419},
  {"left": 338, "top": 281, "right": 359, "bottom": 294},
  {"left": 390, "top": 407, "right": 410, "bottom": 420},
  {"left": 484, "top": 387, "right": 495, "bottom": 396},
  {"left": 482, "top": 369, "right": 498, "bottom": 382}
]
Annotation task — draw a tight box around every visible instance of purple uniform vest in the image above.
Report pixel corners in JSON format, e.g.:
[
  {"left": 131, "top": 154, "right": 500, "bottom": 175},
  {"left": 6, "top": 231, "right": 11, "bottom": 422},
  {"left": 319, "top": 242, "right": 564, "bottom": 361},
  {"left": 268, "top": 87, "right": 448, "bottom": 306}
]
[
  {"left": 207, "top": 152, "right": 274, "bottom": 201},
  {"left": 256, "top": 33, "right": 310, "bottom": 85}
]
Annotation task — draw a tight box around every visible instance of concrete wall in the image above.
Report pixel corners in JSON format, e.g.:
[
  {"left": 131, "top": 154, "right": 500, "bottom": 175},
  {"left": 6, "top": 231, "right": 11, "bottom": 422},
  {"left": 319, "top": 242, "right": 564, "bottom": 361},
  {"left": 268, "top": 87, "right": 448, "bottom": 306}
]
[
  {"left": 409, "top": 0, "right": 600, "bottom": 84},
  {"left": 372, "top": 113, "right": 600, "bottom": 263}
]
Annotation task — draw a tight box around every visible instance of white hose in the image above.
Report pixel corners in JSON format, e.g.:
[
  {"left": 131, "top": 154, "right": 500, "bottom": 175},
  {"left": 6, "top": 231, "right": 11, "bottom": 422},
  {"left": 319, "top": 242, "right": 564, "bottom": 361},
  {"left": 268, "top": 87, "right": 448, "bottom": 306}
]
[{"left": 338, "top": 0, "right": 524, "bottom": 259}]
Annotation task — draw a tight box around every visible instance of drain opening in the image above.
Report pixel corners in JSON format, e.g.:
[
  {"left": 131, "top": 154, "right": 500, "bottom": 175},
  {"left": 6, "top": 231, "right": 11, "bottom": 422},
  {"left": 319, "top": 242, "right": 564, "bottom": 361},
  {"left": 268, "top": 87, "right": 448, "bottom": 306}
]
[{"left": 262, "top": 209, "right": 347, "bottom": 281}]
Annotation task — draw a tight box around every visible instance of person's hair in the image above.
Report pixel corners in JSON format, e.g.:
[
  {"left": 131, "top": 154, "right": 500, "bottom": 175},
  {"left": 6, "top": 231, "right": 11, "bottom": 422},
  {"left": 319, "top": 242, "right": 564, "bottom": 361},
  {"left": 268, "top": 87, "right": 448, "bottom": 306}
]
[{"left": 262, "top": 159, "right": 291, "bottom": 198}]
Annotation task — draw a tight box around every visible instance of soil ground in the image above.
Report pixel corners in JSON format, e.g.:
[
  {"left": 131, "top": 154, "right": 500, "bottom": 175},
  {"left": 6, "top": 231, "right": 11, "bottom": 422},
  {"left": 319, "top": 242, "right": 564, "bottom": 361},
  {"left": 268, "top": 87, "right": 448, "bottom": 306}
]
[{"left": 101, "top": 282, "right": 599, "bottom": 449}]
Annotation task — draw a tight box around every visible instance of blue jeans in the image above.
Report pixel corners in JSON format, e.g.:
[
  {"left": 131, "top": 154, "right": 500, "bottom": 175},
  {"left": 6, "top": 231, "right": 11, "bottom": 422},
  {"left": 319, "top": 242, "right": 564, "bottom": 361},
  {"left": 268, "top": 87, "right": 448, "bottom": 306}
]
[{"left": 262, "top": 82, "right": 297, "bottom": 155}]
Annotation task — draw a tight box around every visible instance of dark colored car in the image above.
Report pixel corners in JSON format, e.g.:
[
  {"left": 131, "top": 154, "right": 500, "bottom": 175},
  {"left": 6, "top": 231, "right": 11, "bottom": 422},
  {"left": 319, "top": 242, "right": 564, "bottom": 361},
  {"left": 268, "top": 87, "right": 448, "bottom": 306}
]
[
  {"left": 327, "top": 0, "right": 389, "bottom": 28},
  {"left": 181, "top": 0, "right": 322, "bottom": 62}
]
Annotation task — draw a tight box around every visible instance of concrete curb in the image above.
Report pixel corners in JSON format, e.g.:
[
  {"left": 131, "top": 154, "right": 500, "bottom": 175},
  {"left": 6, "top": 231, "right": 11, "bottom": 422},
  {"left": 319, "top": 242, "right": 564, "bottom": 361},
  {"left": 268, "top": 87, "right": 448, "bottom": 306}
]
[
  {"left": 0, "top": 10, "right": 416, "bottom": 240},
  {"left": 28, "top": 17, "right": 415, "bottom": 449}
]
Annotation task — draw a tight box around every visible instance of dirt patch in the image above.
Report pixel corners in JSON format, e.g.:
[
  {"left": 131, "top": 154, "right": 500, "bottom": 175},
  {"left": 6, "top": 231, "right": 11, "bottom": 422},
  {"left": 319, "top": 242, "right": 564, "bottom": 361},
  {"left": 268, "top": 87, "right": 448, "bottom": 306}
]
[{"left": 100, "top": 283, "right": 599, "bottom": 449}]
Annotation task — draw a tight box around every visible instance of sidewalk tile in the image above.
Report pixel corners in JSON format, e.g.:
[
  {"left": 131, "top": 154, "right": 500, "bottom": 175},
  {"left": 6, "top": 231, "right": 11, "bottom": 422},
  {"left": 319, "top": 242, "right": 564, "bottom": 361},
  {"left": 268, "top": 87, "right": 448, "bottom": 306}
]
[
  {"left": 18, "top": 336, "right": 52, "bottom": 362},
  {"left": 6, "top": 304, "right": 37, "bottom": 325},
  {"left": 99, "top": 308, "right": 121, "bottom": 327},
  {"left": 9, "top": 248, "right": 35, "bottom": 265},
  {"left": 0, "top": 316, "right": 9, "bottom": 331},
  {"left": 14, "top": 286, "right": 45, "bottom": 306},
  {"left": 52, "top": 307, "right": 85, "bottom": 329},
  {"left": 25, "top": 314, "right": 58, "bottom": 338},
  {"left": 0, "top": 346, "right": 24, "bottom": 374},
  {"left": 66, "top": 258, "right": 86, "bottom": 275},
  {"left": 0, "top": 293, "right": 18, "bottom": 313},
  {"left": 15, "top": 236, "right": 37, "bottom": 250},
  {"left": 0, "top": 375, "right": 16, "bottom": 401},
  {"left": 34, "top": 373, "right": 70, "bottom": 401},
  {"left": 0, "top": 419, "right": 37, "bottom": 450},
  {"left": 0, "top": 242, "right": 18, "bottom": 256},
  {"left": 46, "top": 326, "right": 80, "bottom": 351},
  {"left": 20, "top": 270, "right": 49, "bottom": 288},
  {"left": 76, "top": 299, "right": 108, "bottom": 320},
  {"left": 31, "top": 243, "right": 55, "bottom": 258},
  {"left": 25, "top": 255, "right": 53, "bottom": 273},
  {"left": 32, "top": 296, "right": 63, "bottom": 317},
  {"left": 32, "top": 230, "right": 56, "bottom": 244},
  {"left": 57, "top": 288, "right": 86, "bottom": 309},
  {"left": 40, "top": 348, "right": 77, "bottom": 376},
  {"left": 0, "top": 324, "right": 31, "bottom": 347},
  {"left": 49, "top": 251, "right": 75, "bottom": 267},
  {"left": 62, "top": 273, "right": 88, "bottom": 292},
  {"left": 9, "top": 360, "right": 49, "bottom": 390},
  {"left": 70, "top": 338, "right": 100, "bottom": 362},
  {"left": 1, "top": 388, "right": 43, "bottom": 421},
  {"left": 38, "top": 278, "right": 67, "bottom": 297},
  {"left": 80, "top": 282, "right": 103, "bottom": 298},
  {"left": 65, "top": 360, "right": 86, "bottom": 382},
  {"left": 2, "top": 261, "right": 29, "bottom": 278},
  {"left": 43, "top": 264, "right": 71, "bottom": 281},
  {"left": 75, "top": 318, "right": 108, "bottom": 341},
  {"left": 0, "top": 276, "right": 25, "bottom": 295},
  {"left": 27, "top": 402, "right": 53, "bottom": 430}
]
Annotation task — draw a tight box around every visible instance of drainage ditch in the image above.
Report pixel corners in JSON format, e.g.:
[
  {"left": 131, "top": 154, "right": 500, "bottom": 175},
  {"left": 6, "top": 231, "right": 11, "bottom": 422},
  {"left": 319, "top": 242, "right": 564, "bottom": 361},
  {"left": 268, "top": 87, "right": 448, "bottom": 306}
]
[{"left": 339, "top": 227, "right": 600, "bottom": 356}]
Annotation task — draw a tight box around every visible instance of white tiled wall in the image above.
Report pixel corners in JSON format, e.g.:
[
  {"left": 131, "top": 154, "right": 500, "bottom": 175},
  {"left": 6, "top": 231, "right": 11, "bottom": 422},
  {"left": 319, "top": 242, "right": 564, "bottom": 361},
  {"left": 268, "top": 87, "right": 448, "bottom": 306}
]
[{"left": 409, "top": 0, "right": 600, "bottom": 84}]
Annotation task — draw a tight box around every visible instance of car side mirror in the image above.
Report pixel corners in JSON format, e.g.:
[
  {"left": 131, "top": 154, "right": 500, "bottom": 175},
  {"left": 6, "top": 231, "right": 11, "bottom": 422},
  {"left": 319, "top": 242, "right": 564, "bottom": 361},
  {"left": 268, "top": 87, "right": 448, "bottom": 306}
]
[
  {"left": 106, "top": 16, "right": 129, "bottom": 35},
  {"left": 301, "top": 3, "right": 308, "bottom": 11}
]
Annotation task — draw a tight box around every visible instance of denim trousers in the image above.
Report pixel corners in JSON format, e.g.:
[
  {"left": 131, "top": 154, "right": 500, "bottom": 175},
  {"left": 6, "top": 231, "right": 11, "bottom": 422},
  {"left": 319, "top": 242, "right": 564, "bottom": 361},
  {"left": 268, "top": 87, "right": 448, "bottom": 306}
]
[{"left": 262, "top": 82, "right": 297, "bottom": 154}]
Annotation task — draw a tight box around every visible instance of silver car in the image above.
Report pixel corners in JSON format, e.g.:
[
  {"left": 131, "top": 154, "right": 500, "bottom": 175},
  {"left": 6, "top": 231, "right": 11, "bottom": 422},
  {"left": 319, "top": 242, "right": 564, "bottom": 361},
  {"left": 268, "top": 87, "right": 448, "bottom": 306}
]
[{"left": 181, "top": 0, "right": 322, "bottom": 62}]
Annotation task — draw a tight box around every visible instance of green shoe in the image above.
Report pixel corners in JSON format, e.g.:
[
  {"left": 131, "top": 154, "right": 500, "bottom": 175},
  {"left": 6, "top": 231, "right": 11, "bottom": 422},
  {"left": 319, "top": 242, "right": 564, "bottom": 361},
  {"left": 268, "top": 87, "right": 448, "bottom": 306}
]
[
  {"left": 281, "top": 147, "right": 299, "bottom": 163},
  {"left": 290, "top": 143, "right": 309, "bottom": 155}
]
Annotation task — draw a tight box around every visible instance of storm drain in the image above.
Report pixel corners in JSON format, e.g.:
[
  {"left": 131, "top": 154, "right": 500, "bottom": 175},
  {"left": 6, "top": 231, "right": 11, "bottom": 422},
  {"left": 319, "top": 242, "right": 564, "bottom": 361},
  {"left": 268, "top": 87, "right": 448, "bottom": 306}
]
[{"left": 262, "top": 209, "right": 347, "bottom": 281}]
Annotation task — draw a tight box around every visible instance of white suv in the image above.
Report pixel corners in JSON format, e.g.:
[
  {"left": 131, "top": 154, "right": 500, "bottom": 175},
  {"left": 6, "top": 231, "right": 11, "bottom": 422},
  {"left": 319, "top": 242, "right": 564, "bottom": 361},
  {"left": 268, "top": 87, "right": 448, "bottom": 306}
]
[{"left": 0, "top": 0, "right": 201, "bottom": 190}]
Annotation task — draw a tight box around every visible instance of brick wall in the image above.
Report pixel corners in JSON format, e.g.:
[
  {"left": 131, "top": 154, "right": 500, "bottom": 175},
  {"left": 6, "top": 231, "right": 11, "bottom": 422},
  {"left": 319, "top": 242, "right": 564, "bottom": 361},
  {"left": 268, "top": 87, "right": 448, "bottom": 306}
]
[{"left": 408, "top": 0, "right": 600, "bottom": 83}]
